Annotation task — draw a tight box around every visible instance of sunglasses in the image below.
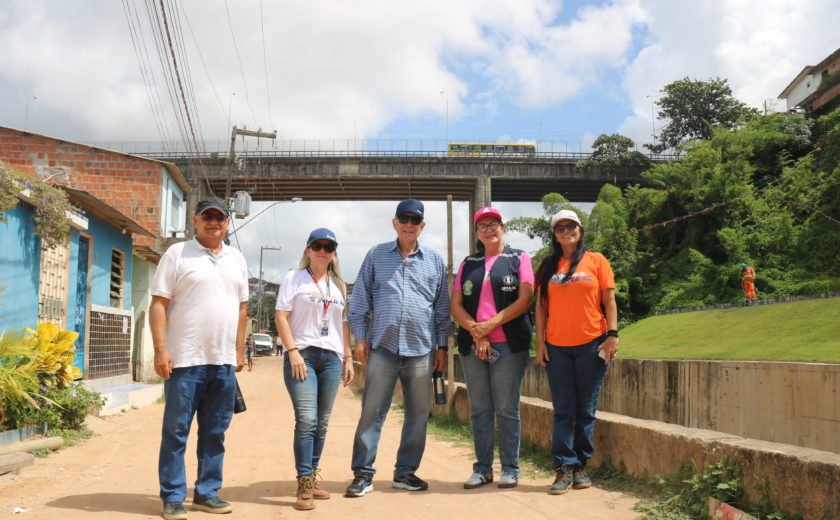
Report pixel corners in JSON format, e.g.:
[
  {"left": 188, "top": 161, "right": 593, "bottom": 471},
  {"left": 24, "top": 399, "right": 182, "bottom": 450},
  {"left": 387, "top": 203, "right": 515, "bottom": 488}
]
[
  {"left": 476, "top": 221, "right": 501, "bottom": 233},
  {"left": 553, "top": 222, "right": 579, "bottom": 233},
  {"left": 200, "top": 212, "right": 228, "bottom": 222},
  {"left": 309, "top": 242, "right": 336, "bottom": 253},
  {"left": 397, "top": 214, "right": 423, "bottom": 225}
]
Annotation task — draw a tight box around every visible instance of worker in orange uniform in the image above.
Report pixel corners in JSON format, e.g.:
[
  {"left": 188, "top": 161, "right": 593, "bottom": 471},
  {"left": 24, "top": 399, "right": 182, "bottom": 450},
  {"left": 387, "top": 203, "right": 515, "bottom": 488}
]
[{"left": 740, "top": 263, "right": 757, "bottom": 301}]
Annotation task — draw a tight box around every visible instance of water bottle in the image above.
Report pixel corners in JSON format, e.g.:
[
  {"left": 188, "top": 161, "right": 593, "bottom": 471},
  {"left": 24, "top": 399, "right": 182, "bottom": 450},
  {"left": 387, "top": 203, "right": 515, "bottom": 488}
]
[{"left": 432, "top": 370, "right": 446, "bottom": 405}]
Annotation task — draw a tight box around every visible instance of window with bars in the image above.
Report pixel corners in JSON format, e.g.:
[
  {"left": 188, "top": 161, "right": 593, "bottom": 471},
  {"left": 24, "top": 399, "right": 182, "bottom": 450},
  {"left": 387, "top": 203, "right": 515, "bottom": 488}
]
[
  {"left": 38, "top": 236, "right": 70, "bottom": 326},
  {"left": 109, "top": 249, "right": 125, "bottom": 308}
]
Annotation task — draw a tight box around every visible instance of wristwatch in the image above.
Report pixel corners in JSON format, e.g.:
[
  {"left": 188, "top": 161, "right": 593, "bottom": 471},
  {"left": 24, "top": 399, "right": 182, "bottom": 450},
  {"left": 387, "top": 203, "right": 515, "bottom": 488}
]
[
  {"left": 437, "top": 345, "right": 449, "bottom": 352},
  {"left": 606, "top": 329, "right": 619, "bottom": 338}
]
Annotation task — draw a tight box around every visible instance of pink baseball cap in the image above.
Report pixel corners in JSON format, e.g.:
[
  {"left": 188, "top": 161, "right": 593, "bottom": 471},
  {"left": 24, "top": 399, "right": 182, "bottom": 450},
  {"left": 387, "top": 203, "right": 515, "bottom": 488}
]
[{"left": 473, "top": 207, "right": 503, "bottom": 226}]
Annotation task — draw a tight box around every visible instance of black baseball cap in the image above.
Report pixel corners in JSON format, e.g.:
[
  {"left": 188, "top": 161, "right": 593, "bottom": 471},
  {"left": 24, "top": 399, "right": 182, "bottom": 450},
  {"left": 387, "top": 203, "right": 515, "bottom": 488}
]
[{"left": 195, "top": 197, "right": 230, "bottom": 216}]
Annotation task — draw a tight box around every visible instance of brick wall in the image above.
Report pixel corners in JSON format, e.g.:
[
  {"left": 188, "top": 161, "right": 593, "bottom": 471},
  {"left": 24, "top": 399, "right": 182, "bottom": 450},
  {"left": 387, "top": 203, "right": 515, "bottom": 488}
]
[{"left": 0, "top": 127, "right": 165, "bottom": 247}]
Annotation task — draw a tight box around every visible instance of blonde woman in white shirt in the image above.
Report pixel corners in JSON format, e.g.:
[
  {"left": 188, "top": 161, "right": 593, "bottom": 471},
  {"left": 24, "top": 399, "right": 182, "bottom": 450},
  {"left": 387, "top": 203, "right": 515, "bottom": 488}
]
[{"left": 275, "top": 228, "right": 353, "bottom": 511}]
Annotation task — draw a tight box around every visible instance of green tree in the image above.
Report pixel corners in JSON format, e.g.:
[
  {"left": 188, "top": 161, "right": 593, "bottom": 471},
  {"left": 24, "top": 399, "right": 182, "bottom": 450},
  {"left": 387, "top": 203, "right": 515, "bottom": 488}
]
[
  {"left": 578, "top": 133, "right": 651, "bottom": 175},
  {"left": 506, "top": 193, "right": 589, "bottom": 270},
  {"left": 651, "top": 77, "right": 759, "bottom": 152}
]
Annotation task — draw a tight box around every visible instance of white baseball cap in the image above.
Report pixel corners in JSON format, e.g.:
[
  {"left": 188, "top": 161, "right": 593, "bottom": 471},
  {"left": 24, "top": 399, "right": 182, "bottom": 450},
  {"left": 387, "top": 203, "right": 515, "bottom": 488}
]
[{"left": 550, "top": 209, "right": 582, "bottom": 229}]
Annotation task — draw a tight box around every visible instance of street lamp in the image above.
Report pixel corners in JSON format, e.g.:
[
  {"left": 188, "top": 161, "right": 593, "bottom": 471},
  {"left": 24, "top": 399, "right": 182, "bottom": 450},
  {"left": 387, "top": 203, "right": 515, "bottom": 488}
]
[
  {"left": 440, "top": 89, "right": 449, "bottom": 149},
  {"left": 227, "top": 197, "right": 303, "bottom": 239},
  {"left": 646, "top": 94, "right": 658, "bottom": 149},
  {"left": 24, "top": 96, "right": 37, "bottom": 130}
]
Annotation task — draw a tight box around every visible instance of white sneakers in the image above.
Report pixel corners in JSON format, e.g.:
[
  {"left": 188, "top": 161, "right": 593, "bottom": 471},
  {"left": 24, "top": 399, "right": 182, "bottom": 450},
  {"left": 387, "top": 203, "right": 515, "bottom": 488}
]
[
  {"left": 463, "top": 472, "right": 493, "bottom": 489},
  {"left": 498, "top": 472, "right": 518, "bottom": 488},
  {"left": 463, "top": 472, "right": 518, "bottom": 489}
]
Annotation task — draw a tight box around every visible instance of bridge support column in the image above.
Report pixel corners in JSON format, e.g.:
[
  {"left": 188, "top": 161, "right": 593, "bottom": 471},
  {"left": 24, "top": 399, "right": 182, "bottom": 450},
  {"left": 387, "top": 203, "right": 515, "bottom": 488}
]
[{"left": 469, "top": 175, "right": 492, "bottom": 251}]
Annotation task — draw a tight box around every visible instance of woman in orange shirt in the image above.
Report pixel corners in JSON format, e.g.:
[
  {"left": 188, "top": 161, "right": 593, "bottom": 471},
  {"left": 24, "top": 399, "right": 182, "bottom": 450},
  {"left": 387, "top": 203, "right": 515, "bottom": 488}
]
[{"left": 534, "top": 209, "right": 619, "bottom": 495}]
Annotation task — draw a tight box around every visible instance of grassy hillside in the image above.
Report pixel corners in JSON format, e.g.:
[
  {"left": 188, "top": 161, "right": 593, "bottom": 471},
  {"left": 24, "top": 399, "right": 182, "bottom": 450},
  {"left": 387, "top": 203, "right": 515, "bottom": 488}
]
[{"left": 620, "top": 298, "right": 840, "bottom": 362}]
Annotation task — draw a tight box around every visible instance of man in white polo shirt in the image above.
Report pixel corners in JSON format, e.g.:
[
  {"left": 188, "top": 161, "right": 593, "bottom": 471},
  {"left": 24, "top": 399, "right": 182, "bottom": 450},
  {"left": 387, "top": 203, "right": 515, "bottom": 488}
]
[{"left": 150, "top": 196, "right": 249, "bottom": 520}]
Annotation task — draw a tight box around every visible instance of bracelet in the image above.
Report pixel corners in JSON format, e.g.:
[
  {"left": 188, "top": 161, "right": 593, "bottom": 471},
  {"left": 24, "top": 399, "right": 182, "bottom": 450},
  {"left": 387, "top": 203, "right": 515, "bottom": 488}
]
[
  {"left": 286, "top": 347, "right": 299, "bottom": 353},
  {"left": 606, "top": 330, "right": 619, "bottom": 338},
  {"left": 437, "top": 345, "right": 449, "bottom": 352}
]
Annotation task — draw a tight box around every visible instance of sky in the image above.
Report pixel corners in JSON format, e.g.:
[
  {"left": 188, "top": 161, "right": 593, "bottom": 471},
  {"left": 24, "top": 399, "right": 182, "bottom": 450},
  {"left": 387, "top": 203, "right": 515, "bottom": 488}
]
[{"left": 1, "top": 0, "right": 838, "bottom": 283}]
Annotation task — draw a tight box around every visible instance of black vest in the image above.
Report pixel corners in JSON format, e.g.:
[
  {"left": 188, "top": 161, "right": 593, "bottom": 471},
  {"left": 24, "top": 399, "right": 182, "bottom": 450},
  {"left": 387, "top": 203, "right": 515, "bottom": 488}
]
[{"left": 456, "top": 246, "right": 533, "bottom": 355}]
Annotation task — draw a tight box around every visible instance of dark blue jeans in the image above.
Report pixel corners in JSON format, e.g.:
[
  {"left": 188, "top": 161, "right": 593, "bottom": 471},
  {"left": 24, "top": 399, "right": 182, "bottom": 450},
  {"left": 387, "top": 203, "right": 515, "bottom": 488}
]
[
  {"left": 544, "top": 336, "right": 608, "bottom": 469},
  {"left": 283, "top": 347, "right": 342, "bottom": 477},
  {"left": 159, "top": 364, "right": 236, "bottom": 503}
]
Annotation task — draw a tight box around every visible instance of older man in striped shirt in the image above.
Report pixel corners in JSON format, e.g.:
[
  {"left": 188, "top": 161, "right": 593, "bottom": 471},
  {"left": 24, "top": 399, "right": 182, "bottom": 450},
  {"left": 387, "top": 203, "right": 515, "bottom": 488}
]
[{"left": 345, "top": 198, "right": 451, "bottom": 498}]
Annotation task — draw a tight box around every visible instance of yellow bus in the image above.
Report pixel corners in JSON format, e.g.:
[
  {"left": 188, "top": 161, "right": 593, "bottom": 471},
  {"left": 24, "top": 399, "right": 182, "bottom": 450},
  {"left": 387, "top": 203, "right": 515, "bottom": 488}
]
[{"left": 447, "top": 142, "right": 536, "bottom": 156}]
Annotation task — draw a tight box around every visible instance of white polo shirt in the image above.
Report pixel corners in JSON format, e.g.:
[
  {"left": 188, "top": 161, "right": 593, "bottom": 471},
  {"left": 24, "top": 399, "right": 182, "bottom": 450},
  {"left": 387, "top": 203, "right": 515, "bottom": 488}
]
[{"left": 151, "top": 238, "right": 249, "bottom": 368}]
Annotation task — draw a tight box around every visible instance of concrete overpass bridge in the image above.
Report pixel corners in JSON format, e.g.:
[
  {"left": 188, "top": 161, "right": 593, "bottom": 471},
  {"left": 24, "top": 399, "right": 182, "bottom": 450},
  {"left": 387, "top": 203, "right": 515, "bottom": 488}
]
[{"left": 138, "top": 150, "right": 665, "bottom": 214}]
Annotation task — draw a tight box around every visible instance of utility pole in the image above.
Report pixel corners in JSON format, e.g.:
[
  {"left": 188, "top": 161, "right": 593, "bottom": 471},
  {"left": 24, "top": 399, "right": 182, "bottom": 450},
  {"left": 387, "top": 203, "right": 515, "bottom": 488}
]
[
  {"left": 257, "top": 245, "right": 282, "bottom": 331},
  {"left": 225, "top": 126, "right": 277, "bottom": 203}
]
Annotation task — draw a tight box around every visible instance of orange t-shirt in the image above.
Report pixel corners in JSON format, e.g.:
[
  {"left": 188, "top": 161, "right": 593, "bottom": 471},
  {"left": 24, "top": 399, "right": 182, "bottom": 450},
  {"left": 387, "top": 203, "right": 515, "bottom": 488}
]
[{"left": 544, "top": 251, "right": 615, "bottom": 347}]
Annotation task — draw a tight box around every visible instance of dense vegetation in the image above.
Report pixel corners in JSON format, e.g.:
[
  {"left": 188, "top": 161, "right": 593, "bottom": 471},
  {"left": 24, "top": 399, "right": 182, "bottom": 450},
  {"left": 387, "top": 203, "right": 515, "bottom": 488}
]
[{"left": 509, "top": 107, "right": 840, "bottom": 323}]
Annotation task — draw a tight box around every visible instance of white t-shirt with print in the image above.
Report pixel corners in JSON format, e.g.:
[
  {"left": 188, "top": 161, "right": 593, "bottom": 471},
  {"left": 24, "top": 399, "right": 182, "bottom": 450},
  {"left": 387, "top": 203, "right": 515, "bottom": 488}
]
[
  {"left": 275, "top": 269, "right": 347, "bottom": 357},
  {"left": 151, "top": 238, "right": 249, "bottom": 368}
]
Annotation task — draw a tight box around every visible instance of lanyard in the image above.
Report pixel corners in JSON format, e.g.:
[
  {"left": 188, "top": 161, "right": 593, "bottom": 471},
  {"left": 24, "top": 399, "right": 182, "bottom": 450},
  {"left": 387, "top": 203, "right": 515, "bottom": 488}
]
[{"left": 307, "top": 268, "right": 332, "bottom": 315}]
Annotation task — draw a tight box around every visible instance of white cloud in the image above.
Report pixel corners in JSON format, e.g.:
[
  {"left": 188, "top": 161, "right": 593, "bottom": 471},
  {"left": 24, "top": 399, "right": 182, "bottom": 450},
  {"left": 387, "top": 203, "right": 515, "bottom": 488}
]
[{"left": 619, "top": 0, "right": 839, "bottom": 145}]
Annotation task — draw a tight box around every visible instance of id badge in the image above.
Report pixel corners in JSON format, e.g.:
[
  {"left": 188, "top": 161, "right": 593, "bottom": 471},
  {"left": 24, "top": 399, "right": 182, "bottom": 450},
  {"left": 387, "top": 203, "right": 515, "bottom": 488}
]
[{"left": 320, "top": 319, "right": 330, "bottom": 337}]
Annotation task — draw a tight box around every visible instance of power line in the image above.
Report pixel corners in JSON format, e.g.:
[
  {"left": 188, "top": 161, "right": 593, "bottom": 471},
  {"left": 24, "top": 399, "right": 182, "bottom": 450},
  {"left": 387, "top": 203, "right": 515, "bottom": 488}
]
[
  {"left": 259, "top": 0, "right": 276, "bottom": 131},
  {"left": 179, "top": 2, "right": 228, "bottom": 123},
  {"left": 224, "top": 0, "right": 258, "bottom": 127}
]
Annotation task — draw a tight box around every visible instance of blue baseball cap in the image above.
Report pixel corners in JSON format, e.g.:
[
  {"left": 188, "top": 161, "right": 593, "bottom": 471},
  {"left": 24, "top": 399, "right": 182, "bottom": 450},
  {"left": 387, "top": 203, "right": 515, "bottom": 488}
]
[
  {"left": 395, "top": 198, "right": 424, "bottom": 218},
  {"left": 306, "top": 228, "right": 338, "bottom": 246}
]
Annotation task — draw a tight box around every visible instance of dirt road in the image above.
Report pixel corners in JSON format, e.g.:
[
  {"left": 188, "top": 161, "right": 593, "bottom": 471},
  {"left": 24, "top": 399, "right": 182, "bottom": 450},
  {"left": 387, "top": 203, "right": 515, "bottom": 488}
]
[{"left": 1, "top": 355, "right": 639, "bottom": 519}]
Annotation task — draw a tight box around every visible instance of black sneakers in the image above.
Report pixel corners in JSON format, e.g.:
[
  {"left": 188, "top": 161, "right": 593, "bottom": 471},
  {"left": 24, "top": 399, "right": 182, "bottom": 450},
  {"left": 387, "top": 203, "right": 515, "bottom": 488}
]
[
  {"left": 162, "top": 502, "right": 187, "bottom": 520},
  {"left": 345, "top": 476, "right": 374, "bottom": 497},
  {"left": 392, "top": 473, "right": 429, "bottom": 491},
  {"left": 191, "top": 496, "right": 232, "bottom": 514}
]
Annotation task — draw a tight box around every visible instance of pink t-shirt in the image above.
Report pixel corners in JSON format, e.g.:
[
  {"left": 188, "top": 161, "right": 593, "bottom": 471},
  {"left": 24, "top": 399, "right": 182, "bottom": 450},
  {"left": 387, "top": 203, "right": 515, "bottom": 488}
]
[{"left": 454, "top": 251, "right": 534, "bottom": 343}]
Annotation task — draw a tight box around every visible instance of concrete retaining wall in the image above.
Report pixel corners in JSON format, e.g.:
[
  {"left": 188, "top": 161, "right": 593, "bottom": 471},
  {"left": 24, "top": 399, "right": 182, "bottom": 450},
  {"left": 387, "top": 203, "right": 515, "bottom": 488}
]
[
  {"left": 449, "top": 383, "right": 840, "bottom": 520},
  {"left": 463, "top": 357, "right": 840, "bottom": 454}
]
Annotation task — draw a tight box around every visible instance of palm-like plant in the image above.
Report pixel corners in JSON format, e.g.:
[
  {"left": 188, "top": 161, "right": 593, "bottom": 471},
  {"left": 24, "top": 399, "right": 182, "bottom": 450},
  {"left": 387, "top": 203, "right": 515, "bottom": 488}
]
[{"left": 0, "top": 330, "right": 40, "bottom": 427}]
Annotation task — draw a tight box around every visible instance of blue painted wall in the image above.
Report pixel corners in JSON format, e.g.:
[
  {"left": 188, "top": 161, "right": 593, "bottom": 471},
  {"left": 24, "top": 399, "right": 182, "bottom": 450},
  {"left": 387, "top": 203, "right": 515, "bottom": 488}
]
[
  {"left": 86, "top": 216, "right": 133, "bottom": 308},
  {"left": 0, "top": 202, "right": 41, "bottom": 333}
]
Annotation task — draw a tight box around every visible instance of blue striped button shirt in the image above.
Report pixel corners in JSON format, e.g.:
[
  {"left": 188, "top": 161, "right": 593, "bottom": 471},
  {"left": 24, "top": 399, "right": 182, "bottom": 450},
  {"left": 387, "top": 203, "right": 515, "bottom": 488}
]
[{"left": 348, "top": 240, "right": 451, "bottom": 356}]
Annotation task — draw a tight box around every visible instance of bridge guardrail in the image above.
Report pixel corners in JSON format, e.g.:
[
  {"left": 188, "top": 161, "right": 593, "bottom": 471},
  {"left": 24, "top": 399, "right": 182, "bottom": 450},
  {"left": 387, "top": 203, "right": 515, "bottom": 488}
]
[{"left": 128, "top": 150, "right": 681, "bottom": 161}]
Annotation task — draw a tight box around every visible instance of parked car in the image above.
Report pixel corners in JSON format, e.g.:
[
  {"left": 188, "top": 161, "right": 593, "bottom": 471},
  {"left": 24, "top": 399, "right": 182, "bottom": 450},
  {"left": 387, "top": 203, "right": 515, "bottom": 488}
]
[{"left": 252, "top": 333, "right": 274, "bottom": 356}]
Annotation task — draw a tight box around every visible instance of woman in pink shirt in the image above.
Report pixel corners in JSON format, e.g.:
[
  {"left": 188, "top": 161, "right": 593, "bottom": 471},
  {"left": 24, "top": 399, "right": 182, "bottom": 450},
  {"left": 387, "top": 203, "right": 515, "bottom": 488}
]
[{"left": 450, "top": 207, "right": 535, "bottom": 490}]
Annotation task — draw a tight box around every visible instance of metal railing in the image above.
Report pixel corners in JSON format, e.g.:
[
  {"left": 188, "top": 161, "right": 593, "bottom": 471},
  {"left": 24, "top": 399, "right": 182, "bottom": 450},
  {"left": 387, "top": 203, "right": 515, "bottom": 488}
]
[{"left": 82, "top": 138, "right": 680, "bottom": 162}]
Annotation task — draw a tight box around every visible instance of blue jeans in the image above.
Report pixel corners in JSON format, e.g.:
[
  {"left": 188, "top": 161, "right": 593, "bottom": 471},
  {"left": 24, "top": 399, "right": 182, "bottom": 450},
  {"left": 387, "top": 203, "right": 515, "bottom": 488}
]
[
  {"left": 283, "top": 347, "right": 342, "bottom": 477},
  {"left": 544, "top": 337, "right": 609, "bottom": 469},
  {"left": 461, "top": 342, "right": 529, "bottom": 477},
  {"left": 159, "top": 364, "right": 236, "bottom": 503},
  {"left": 351, "top": 349, "right": 433, "bottom": 479}
]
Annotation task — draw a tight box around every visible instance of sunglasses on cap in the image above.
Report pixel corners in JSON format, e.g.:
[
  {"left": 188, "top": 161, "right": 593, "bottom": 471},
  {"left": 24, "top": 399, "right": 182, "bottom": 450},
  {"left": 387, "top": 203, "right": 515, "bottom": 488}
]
[
  {"left": 397, "top": 214, "right": 423, "bottom": 225},
  {"left": 309, "top": 242, "right": 336, "bottom": 253},
  {"left": 200, "top": 212, "right": 228, "bottom": 222},
  {"left": 553, "top": 222, "right": 579, "bottom": 233}
]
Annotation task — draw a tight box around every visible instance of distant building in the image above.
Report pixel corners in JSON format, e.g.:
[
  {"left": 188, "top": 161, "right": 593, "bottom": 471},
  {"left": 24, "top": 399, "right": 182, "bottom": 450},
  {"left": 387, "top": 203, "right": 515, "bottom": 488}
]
[{"left": 778, "top": 47, "right": 840, "bottom": 115}]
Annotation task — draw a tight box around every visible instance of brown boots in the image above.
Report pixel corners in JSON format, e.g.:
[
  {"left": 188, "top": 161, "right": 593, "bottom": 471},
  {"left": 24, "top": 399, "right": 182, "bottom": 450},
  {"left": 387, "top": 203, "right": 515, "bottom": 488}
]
[
  {"left": 295, "top": 470, "right": 331, "bottom": 511},
  {"left": 311, "top": 468, "right": 330, "bottom": 500},
  {"left": 295, "top": 476, "right": 315, "bottom": 510}
]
